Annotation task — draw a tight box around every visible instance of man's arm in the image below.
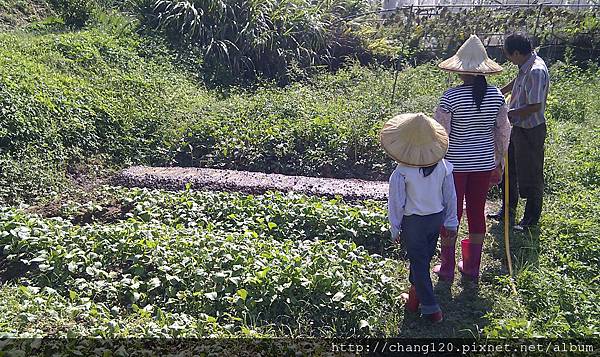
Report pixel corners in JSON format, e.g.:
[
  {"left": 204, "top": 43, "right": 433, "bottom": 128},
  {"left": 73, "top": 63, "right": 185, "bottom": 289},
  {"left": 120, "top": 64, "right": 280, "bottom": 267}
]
[
  {"left": 508, "top": 103, "right": 542, "bottom": 124},
  {"left": 501, "top": 78, "right": 515, "bottom": 95}
]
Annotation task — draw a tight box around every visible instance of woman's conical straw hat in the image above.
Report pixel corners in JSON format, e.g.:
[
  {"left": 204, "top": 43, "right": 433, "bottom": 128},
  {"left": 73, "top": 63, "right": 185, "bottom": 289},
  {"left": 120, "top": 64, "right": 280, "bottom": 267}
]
[
  {"left": 380, "top": 113, "right": 449, "bottom": 167},
  {"left": 438, "top": 34, "right": 503, "bottom": 75}
]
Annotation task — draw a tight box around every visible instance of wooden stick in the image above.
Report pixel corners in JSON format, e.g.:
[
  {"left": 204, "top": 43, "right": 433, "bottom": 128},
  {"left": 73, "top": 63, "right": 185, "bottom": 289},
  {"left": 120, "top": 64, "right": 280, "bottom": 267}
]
[{"left": 504, "top": 154, "right": 517, "bottom": 295}]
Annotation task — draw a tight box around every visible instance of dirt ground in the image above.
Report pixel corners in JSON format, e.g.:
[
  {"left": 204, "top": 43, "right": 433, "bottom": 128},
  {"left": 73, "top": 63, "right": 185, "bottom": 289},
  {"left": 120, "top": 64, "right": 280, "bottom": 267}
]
[{"left": 113, "top": 166, "right": 389, "bottom": 201}]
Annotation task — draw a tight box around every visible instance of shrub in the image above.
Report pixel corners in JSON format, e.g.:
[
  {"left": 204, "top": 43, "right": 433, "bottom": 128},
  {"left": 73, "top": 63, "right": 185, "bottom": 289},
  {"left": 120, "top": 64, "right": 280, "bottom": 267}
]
[
  {"left": 50, "top": 0, "right": 98, "bottom": 28},
  {"left": 148, "top": 0, "right": 372, "bottom": 84}
]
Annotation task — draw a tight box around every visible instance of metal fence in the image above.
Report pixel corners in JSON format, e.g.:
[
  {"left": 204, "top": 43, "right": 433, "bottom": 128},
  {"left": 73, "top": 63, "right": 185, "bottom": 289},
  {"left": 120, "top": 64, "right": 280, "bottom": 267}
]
[
  {"left": 353, "top": 2, "right": 600, "bottom": 65},
  {"left": 382, "top": 0, "right": 599, "bottom": 8}
]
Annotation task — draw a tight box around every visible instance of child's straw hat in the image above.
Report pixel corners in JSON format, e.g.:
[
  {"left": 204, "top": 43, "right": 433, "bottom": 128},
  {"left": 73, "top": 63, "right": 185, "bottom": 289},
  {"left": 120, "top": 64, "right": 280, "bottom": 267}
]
[
  {"left": 438, "top": 35, "right": 503, "bottom": 75},
  {"left": 380, "top": 113, "right": 448, "bottom": 167}
]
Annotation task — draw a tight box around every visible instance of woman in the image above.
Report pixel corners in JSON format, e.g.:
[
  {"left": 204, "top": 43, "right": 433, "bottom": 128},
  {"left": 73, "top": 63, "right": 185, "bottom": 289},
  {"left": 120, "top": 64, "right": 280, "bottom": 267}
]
[{"left": 432, "top": 35, "right": 511, "bottom": 281}]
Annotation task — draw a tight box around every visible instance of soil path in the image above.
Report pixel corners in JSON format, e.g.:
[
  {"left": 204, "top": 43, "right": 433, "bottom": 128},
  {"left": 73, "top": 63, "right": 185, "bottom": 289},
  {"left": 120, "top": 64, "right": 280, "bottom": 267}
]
[{"left": 114, "top": 166, "right": 389, "bottom": 200}]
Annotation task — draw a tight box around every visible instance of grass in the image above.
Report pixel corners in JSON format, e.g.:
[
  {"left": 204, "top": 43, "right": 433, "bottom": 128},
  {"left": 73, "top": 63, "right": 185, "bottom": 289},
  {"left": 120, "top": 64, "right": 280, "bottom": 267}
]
[
  {"left": 482, "top": 63, "right": 600, "bottom": 338},
  {"left": 0, "top": 25, "right": 211, "bottom": 203}
]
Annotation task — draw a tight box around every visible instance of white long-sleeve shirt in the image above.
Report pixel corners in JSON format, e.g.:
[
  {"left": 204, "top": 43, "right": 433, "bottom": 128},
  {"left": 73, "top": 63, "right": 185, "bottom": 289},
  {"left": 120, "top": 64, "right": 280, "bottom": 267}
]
[{"left": 388, "top": 159, "right": 459, "bottom": 240}]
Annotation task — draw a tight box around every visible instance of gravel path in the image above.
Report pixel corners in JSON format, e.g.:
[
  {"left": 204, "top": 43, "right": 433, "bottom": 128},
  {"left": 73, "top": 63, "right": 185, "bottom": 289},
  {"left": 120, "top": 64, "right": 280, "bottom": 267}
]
[{"left": 113, "top": 166, "right": 389, "bottom": 200}]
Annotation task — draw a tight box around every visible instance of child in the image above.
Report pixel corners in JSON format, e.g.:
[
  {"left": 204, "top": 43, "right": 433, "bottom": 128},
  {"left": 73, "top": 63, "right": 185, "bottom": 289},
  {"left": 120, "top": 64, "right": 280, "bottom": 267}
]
[{"left": 380, "top": 113, "right": 458, "bottom": 323}]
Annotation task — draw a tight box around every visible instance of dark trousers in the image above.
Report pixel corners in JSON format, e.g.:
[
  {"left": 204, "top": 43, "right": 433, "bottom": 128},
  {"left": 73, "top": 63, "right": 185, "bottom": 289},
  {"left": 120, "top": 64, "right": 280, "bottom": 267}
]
[
  {"left": 401, "top": 212, "right": 444, "bottom": 314},
  {"left": 500, "top": 123, "right": 547, "bottom": 225}
]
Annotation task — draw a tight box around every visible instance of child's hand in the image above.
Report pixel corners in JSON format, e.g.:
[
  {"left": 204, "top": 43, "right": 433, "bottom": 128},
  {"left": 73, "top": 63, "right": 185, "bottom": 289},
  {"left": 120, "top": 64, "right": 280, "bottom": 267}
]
[
  {"left": 394, "top": 234, "right": 402, "bottom": 245},
  {"left": 445, "top": 228, "right": 458, "bottom": 240},
  {"left": 390, "top": 231, "right": 401, "bottom": 245}
]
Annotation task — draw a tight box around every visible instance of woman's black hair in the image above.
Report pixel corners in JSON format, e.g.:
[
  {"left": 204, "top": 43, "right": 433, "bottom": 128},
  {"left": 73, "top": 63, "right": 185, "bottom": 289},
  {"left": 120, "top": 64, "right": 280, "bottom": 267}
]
[
  {"left": 472, "top": 75, "right": 487, "bottom": 111},
  {"left": 420, "top": 163, "right": 438, "bottom": 177}
]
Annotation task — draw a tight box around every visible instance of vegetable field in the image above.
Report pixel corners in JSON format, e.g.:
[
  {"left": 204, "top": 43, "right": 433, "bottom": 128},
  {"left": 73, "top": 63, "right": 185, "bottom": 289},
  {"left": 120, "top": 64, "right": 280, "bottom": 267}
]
[{"left": 0, "top": 0, "right": 598, "bottom": 353}]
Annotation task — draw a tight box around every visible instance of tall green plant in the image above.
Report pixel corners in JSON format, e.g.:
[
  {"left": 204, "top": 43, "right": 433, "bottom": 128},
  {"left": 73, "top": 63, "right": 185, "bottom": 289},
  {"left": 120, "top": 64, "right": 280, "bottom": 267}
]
[
  {"left": 151, "top": 0, "right": 367, "bottom": 82},
  {"left": 50, "top": 0, "right": 98, "bottom": 27}
]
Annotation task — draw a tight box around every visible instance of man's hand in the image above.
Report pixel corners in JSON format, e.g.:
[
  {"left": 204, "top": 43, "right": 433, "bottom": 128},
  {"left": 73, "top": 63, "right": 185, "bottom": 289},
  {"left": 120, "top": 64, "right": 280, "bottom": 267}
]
[
  {"left": 508, "top": 103, "right": 542, "bottom": 124},
  {"left": 394, "top": 232, "right": 401, "bottom": 245},
  {"left": 501, "top": 78, "right": 515, "bottom": 95}
]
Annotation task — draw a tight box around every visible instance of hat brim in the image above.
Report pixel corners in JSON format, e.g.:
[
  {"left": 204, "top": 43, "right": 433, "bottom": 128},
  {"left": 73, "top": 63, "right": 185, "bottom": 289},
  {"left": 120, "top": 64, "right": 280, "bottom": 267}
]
[
  {"left": 384, "top": 152, "right": 446, "bottom": 168},
  {"left": 439, "top": 67, "right": 503, "bottom": 76},
  {"left": 438, "top": 57, "right": 503, "bottom": 75},
  {"left": 380, "top": 142, "right": 448, "bottom": 167}
]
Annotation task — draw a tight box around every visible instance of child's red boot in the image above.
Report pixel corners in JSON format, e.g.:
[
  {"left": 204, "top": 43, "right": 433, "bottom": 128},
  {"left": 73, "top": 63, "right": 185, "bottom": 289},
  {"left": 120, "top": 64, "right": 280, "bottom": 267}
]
[
  {"left": 424, "top": 311, "right": 444, "bottom": 323},
  {"left": 400, "top": 285, "right": 419, "bottom": 313}
]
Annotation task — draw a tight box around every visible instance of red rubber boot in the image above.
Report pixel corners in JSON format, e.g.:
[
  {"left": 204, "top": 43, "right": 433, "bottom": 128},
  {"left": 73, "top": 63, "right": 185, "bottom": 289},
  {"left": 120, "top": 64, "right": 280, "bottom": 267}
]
[
  {"left": 458, "top": 239, "right": 483, "bottom": 281},
  {"left": 433, "top": 244, "right": 455, "bottom": 282},
  {"left": 400, "top": 285, "right": 419, "bottom": 313}
]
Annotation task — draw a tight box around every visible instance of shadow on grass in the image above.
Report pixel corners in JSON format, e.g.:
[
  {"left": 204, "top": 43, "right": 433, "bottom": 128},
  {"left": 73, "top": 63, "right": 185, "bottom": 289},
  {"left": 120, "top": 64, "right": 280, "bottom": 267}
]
[
  {"left": 487, "top": 219, "right": 542, "bottom": 272},
  {"left": 396, "top": 275, "right": 495, "bottom": 338},
  {"left": 392, "top": 201, "right": 522, "bottom": 338}
]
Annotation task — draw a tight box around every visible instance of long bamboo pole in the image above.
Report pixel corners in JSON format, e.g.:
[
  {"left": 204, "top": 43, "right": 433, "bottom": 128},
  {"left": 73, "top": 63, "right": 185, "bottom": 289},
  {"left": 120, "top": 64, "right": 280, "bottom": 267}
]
[{"left": 504, "top": 154, "right": 517, "bottom": 295}]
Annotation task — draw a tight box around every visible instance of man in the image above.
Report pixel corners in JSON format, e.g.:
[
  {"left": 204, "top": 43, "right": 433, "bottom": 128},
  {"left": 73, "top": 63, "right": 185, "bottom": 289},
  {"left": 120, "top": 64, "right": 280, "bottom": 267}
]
[{"left": 488, "top": 32, "right": 549, "bottom": 231}]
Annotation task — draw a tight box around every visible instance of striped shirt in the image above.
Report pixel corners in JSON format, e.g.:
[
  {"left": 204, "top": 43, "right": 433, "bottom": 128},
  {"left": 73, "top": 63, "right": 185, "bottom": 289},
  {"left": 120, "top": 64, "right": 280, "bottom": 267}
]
[
  {"left": 509, "top": 52, "right": 549, "bottom": 129},
  {"left": 438, "top": 85, "right": 506, "bottom": 172}
]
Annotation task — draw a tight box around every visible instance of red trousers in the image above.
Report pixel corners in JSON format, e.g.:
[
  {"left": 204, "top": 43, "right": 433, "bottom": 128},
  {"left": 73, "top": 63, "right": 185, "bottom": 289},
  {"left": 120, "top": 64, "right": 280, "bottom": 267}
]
[{"left": 452, "top": 171, "right": 493, "bottom": 234}]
